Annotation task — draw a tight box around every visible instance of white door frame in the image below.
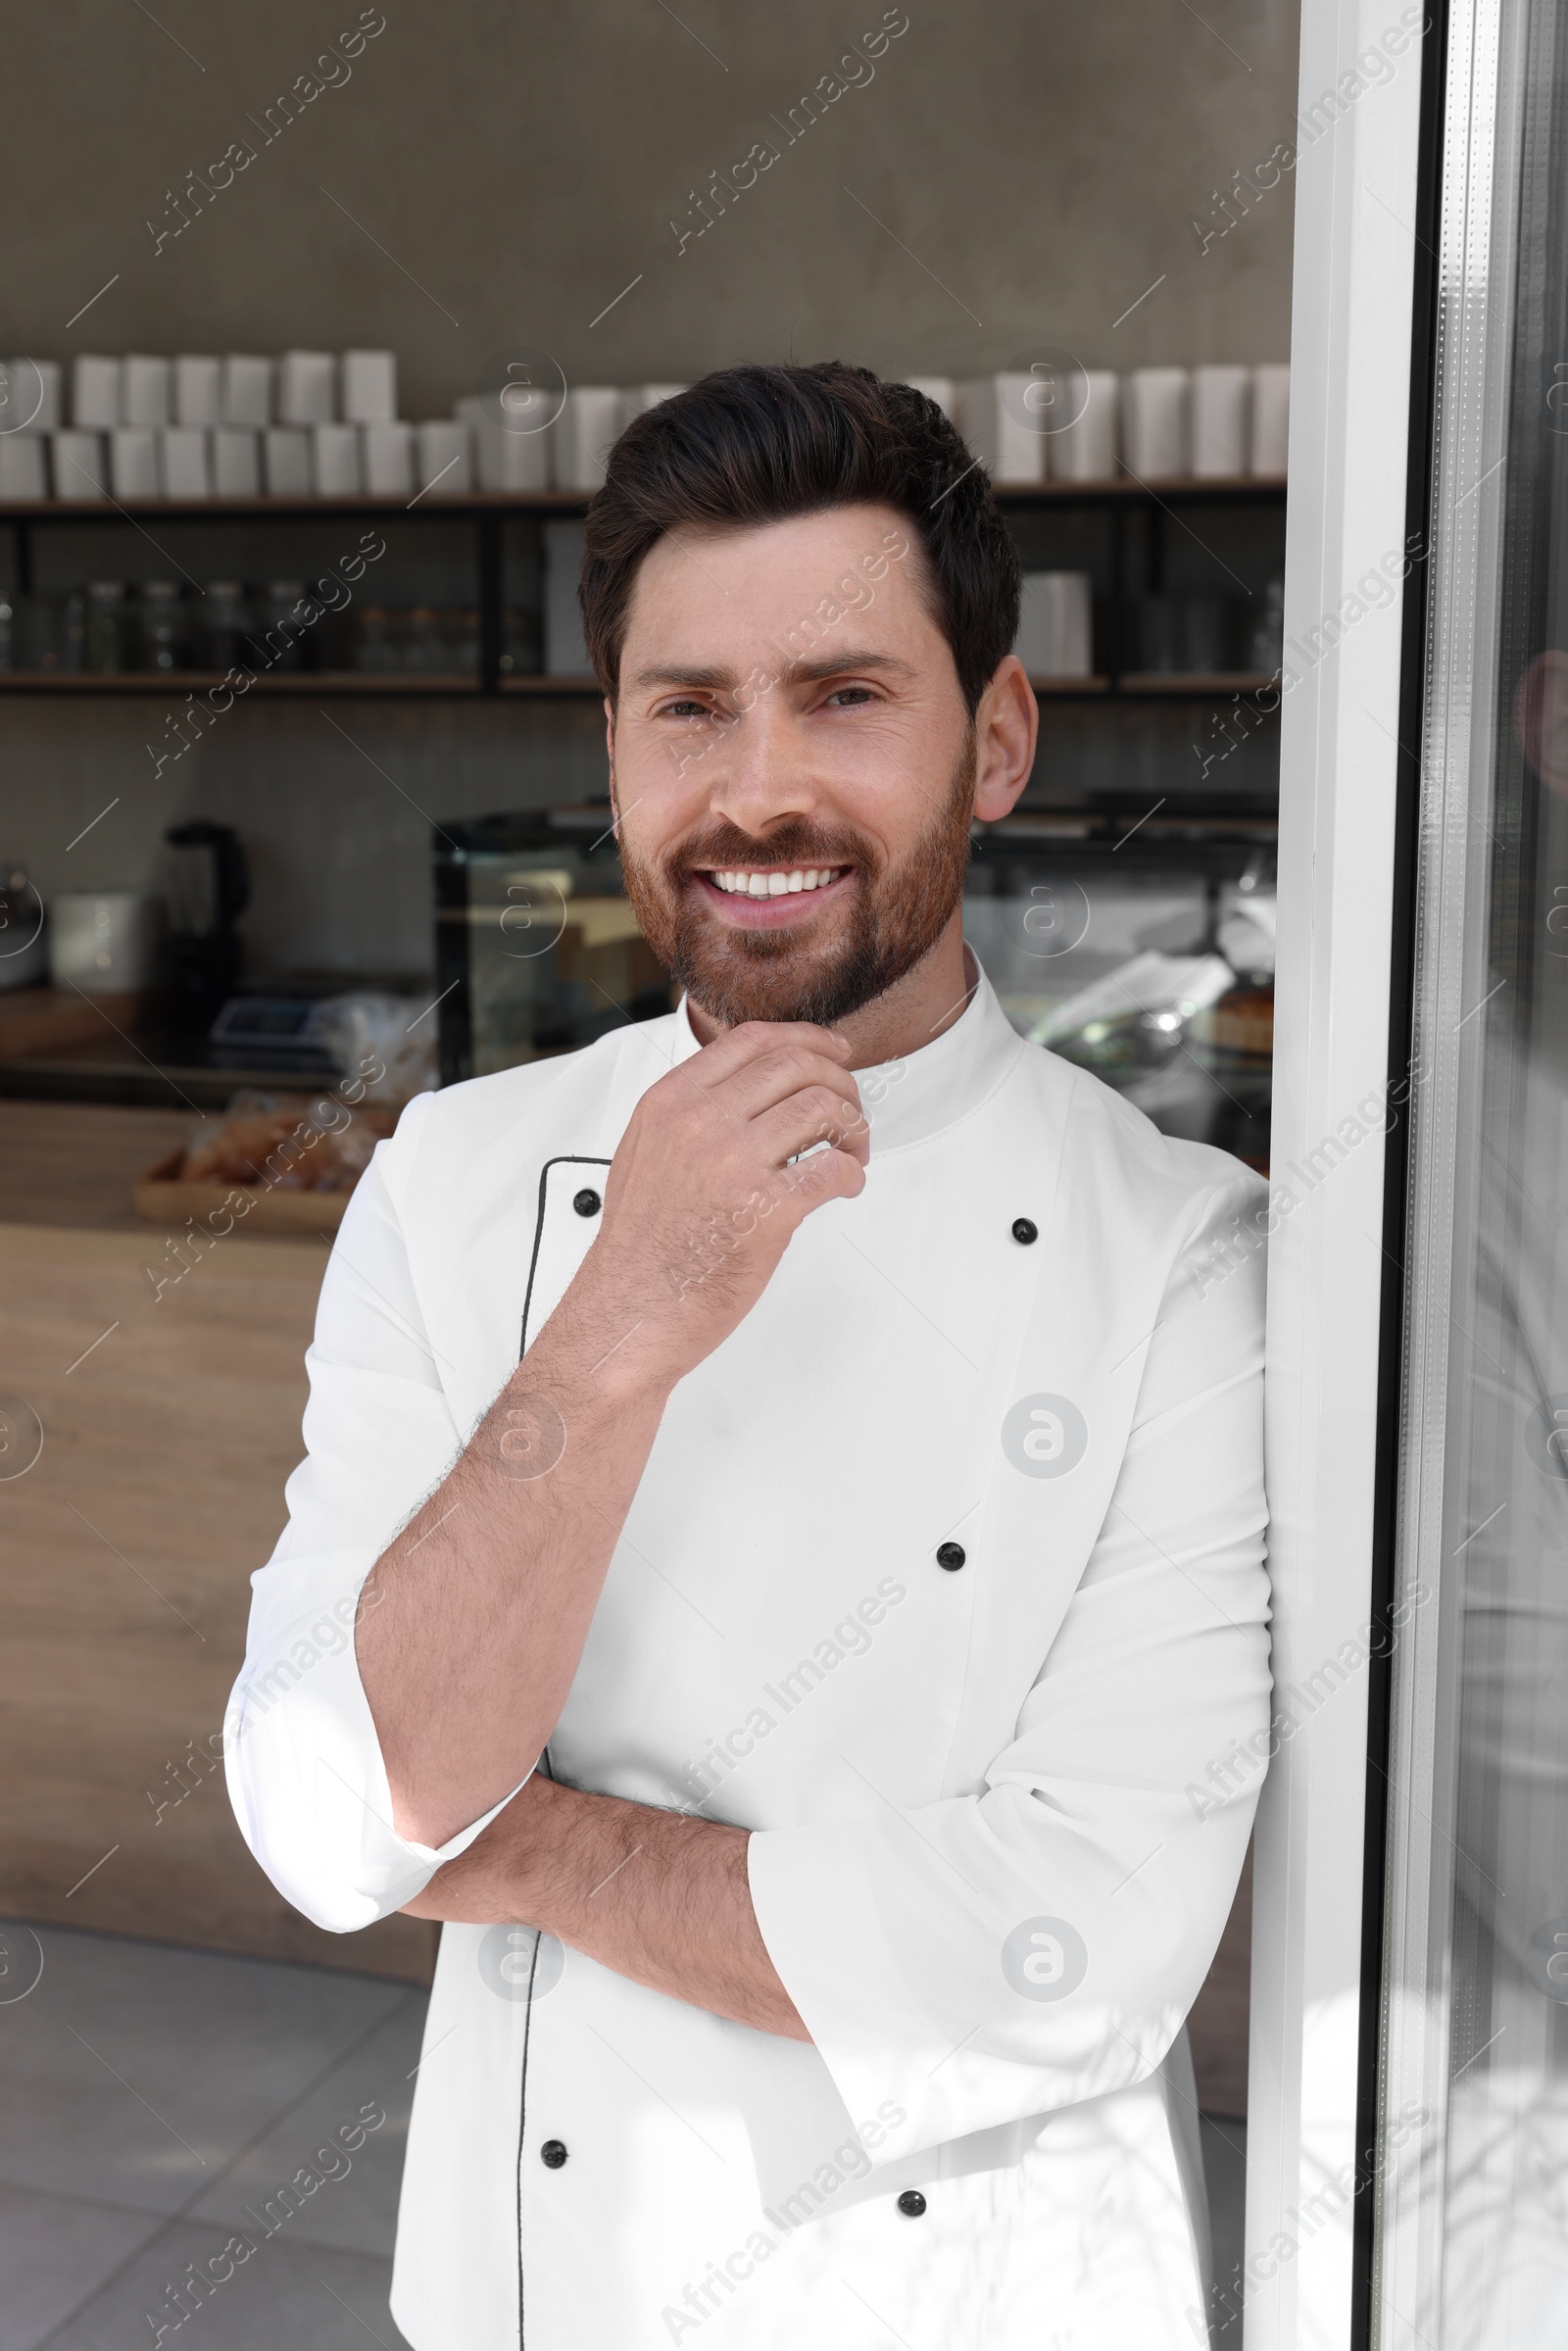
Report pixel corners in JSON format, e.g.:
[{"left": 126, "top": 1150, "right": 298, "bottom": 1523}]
[{"left": 1247, "top": 2, "right": 1432, "bottom": 2344}]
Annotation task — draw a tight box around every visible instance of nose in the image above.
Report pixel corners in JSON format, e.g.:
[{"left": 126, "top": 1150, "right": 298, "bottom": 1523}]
[{"left": 705, "top": 692, "right": 822, "bottom": 840}]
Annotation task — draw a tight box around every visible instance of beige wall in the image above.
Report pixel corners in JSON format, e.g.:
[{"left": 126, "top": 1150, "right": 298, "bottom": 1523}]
[{"left": 7, "top": 0, "right": 1297, "bottom": 411}]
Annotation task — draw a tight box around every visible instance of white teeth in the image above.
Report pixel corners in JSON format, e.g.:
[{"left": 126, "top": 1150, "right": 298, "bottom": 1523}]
[{"left": 709, "top": 866, "right": 843, "bottom": 897}]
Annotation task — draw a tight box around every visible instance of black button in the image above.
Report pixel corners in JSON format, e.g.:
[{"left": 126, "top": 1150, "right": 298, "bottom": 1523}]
[
  {"left": 897, "top": 2188, "right": 927, "bottom": 2218},
  {"left": 540, "top": 2138, "right": 568, "bottom": 2169},
  {"left": 572, "top": 1189, "right": 602, "bottom": 1218},
  {"left": 1011, "top": 1217, "right": 1038, "bottom": 1246},
  {"left": 936, "top": 1543, "right": 966, "bottom": 1572}
]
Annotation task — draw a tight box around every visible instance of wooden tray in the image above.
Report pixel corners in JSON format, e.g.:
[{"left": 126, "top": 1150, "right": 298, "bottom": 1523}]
[{"left": 133, "top": 1149, "right": 349, "bottom": 1233}]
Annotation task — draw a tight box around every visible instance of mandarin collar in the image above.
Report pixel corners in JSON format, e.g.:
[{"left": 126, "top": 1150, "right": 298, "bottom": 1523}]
[{"left": 667, "top": 951, "right": 1027, "bottom": 1156}]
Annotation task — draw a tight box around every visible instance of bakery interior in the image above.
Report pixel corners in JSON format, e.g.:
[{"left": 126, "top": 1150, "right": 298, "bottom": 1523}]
[{"left": 0, "top": 4, "right": 1295, "bottom": 2343}]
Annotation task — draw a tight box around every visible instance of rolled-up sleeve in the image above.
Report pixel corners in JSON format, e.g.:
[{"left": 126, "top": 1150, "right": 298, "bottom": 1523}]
[
  {"left": 223, "top": 1093, "right": 519, "bottom": 1934},
  {"left": 747, "top": 1171, "right": 1271, "bottom": 2166}
]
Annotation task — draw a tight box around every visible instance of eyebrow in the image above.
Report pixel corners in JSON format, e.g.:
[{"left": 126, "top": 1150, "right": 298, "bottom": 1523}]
[{"left": 625, "top": 648, "right": 916, "bottom": 695}]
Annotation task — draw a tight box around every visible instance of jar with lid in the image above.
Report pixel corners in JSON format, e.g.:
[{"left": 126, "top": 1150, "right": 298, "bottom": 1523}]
[
  {"left": 201, "top": 581, "right": 251, "bottom": 673},
  {"left": 253, "top": 580, "right": 312, "bottom": 672},
  {"left": 355, "top": 608, "right": 395, "bottom": 673},
  {"left": 406, "top": 606, "right": 443, "bottom": 674},
  {"left": 139, "top": 579, "right": 185, "bottom": 672},
  {"left": 84, "top": 580, "right": 127, "bottom": 674}
]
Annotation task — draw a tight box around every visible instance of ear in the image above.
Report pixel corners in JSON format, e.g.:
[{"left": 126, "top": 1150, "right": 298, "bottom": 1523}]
[
  {"left": 971, "top": 654, "right": 1038, "bottom": 822},
  {"left": 605, "top": 698, "right": 618, "bottom": 815}
]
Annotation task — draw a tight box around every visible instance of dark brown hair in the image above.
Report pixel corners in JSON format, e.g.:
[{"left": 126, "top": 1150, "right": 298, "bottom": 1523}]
[{"left": 579, "top": 361, "right": 1020, "bottom": 713}]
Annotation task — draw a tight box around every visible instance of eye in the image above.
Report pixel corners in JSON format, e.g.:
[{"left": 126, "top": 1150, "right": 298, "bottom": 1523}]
[
  {"left": 823, "top": 684, "right": 876, "bottom": 708},
  {"left": 659, "top": 697, "right": 716, "bottom": 720}
]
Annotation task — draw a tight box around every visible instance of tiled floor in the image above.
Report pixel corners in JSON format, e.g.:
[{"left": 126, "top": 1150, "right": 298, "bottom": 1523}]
[
  {"left": 0, "top": 1918, "right": 424, "bottom": 2351},
  {"left": 0, "top": 1917, "right": 1250, "bottom": 2350}
]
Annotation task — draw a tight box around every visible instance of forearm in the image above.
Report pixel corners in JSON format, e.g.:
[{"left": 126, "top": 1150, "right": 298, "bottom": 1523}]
[
  {"left": 403, "top": 1776, "right": 809, "bottom": 2041},
  {"left": 356, "top": 1284, "right": 674, "bottom": 1851}
]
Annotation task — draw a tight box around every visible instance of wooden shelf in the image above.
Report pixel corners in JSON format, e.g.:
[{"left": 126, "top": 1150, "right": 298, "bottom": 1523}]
[
  {"left": 0, "top": 667, "right": 485, "bottom": 696},
  {"left": 0, "top": 475, "right": 1286, "bottom": 525},
  {"left": 1120, "top": 670, "right": 1280, "bottom": 697},
  {"left": 0, "top": 666, "right": 1283, "bottom": 702}
]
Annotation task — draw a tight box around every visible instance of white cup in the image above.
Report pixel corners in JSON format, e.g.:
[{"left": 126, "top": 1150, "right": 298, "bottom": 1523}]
[
  {"left": 312, "top": 422, "right": 364, "bottom": 496},
  {"left": 52, "top": 429, "right": 108, "bottom": 500},
  {"left": 1192, "top": 366, "right": 1251, "bottom": 478},
  {"left": 1124, "top": 368, "right": 1190, "bottom": 478},
  {"left": 72, "top": 355, "right": 121, "bottom": 429},
  {"left": 221, "top": 355, "right": 273, "bottom": 428},
  {"left": 160, "top": 426, "right": 211, "bottom": 499},
  {"left": 416, "top": 420, "right": 472, "bottom": 495},
  {"left": 213, "top": 427, "right": 262, "bottom": 497},
  {"left": 552, "top": 388, "right": 624, "bottom": 492},
  {"left": 0, "top": 437, "right": 49, "bottom": 499},
  {"left": 1014, "top": 572, "right": 1094, "bottom": 676},
  {"left": 4, "top": 358, "right": 62, "bottom": 434},
  {"left": 1049, "top": 371, "right": 1119, "bottom": 481},
  {"left": 49, "top": 892, "right": 163, "bottom": 995},
  {"left": 1251, "top": 364, "right": 1290, "bottom": 474},
  {"left": 111, "top": 427, "right": 161, "bottom": 499},
  {"left": 278, "top": 350, "right": 337, "bottom": 425},
  {"left": 341, "top": 350, "right": 398, "bottom": 424},
  {"left": 457, "top": 398, "right": 550, "bottom": 492},
  {"left": 263, "top": 427, "right": 311, "bottom": 497},
  {"left": 955, "top": 375, "right": 1046, "bottom": 484},
  {"left": 364, "top": 420, "right": 415, "bottom": 497},
  {"left": 174, "top": 356, "right": 222, "bottom": 428},
  {"left": 122, "top": 356, "right": 172, "bottom": 429}
]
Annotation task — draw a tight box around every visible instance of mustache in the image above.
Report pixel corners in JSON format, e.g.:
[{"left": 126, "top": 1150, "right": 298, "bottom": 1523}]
[{"left": 667, "top": 820, "right": 878, "bottom": 876}]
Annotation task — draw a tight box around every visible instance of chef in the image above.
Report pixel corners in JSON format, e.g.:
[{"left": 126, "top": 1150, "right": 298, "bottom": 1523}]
[{"left": 227, "top": 362, "right": 1271, "bottom": 2350}]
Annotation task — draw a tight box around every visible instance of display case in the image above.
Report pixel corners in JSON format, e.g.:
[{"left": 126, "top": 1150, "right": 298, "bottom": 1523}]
[{"left": 435, "top": 806, "right": 1276, "bottom": 1169}]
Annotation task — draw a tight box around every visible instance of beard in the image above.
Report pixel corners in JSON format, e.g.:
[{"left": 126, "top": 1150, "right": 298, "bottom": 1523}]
[{"left": 617, "top": 734, "right": 977, "bottom": 1029}]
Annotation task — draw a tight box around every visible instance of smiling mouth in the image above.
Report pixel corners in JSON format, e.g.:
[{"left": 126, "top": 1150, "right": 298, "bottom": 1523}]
[{"left": 699, "top": 864, "right": 851, "bottom": 901}]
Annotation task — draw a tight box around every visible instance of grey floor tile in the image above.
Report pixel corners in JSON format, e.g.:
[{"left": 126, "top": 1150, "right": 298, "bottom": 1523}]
[
  {"left": 0, "top": 2180, "right": 167, "bottom": 2351},
  {"left": 187, "top": 1989, "right": 424, "bottom": 2258},
  {"left": 39, "top": 2220, "right": 413, "bottom": 2351},
  {"left": 0, "top": 1920, "right": 414, "bottom": 2217}
]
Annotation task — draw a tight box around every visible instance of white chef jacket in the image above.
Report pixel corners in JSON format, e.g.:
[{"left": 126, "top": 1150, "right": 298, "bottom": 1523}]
[{"left": 226, "top": 959, "right": 1271, "bottom": 2351}]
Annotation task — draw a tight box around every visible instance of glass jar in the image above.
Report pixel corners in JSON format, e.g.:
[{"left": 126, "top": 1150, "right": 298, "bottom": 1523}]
[
  {"left": 84, "top": 580, "right": 127, "bottom": 675},
  {"left": 253, "top": 579, "right": 312, "bottom": 672},
  {"left": 406, "top": 606, "right": 443, "bottom": 674},
  {"left": 58, "top": 590, "right": 85, "bottom": 673},
  {"left": 139, "top": 578, "right": 185, "bottom": 672},
  {"left": 201, "top": 580, "right": 251, "bottom": 673},
  {"left": 445, "top": 607, "right": 480, "bottom": 675},
  {"left": 355, "top": 608, "right": 394, "bottom": 673}
]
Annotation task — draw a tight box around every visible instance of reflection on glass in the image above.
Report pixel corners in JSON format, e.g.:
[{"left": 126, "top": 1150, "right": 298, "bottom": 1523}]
[{"left": 1390, "top": 9, "right": 1568, "bottom": 2334}]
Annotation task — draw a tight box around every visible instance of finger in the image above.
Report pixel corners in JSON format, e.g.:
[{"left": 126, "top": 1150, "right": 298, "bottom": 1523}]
[
  {"left": 780, "top": 1143, "right": 867, "bottom": 1209},
  {"left": 751, "top": 1085, "right": 872, "bottom": 1170},
  {"left": 716, "top": 1044, "right": 864, "bottom": 1127},
  {"left": 681, "top": 1019, "right": 851, "bottom": 1093}
]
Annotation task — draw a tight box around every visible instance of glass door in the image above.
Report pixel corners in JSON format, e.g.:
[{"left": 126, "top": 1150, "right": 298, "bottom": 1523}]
[{"left": 1378, "top": 0, "right": 1568, "bottom": 2337}]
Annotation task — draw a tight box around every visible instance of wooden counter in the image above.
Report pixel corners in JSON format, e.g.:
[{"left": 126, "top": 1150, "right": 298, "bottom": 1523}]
[{"left": 0, "top": 1102, "right": 437, "bottom": 1984}]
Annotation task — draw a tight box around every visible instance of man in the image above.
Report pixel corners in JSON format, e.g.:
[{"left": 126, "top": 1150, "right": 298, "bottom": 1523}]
[{"left": 228, "top": 362, "right": 1270, "bottom": 2350}]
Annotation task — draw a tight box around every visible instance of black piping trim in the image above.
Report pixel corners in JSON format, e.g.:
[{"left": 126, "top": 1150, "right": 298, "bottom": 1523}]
[
  {"left": 513, "top": 1144, "right": 608, "bottom": 2343},
  {"left": 515, "top": 1920, "right": 544, "bottom": 2351},
  {"left": 518, "top": 1155, "right": 612, "bottom": 1361}
]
